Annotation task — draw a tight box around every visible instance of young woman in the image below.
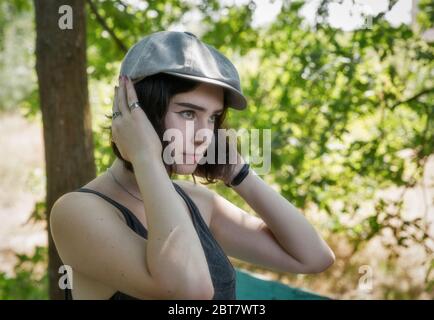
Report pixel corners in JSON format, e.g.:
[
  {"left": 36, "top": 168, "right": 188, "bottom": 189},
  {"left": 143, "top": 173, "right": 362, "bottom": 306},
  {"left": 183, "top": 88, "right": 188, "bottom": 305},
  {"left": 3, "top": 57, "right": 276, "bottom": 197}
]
[{"left": 50, "top": 31, "right": 335, "bottom": 300}]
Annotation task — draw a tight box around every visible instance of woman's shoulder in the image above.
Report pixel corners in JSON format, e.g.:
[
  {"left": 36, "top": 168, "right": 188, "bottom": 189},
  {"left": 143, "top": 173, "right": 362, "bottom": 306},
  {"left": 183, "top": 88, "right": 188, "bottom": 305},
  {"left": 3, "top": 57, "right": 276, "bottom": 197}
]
[
  {"left": 51, "top": 184, "right": 127, "bottom": 232},
  {"left": 172, "top": 179, "right": 217, "bottom": 200},
  {"left": 55, "top": 174, "right": 120, "bottom": 212},
  {"left": 51, "top": 189, "right": 114, "bottom": 220},
  {"left": 172, "top": 180, "right": 218, "bottom": 225}
]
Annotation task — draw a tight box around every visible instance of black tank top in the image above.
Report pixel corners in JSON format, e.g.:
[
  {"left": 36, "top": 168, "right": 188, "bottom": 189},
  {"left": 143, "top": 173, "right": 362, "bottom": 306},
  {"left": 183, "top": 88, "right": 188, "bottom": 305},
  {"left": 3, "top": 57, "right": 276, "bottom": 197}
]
[{"left": 63, "top": 181, "right": 236, "bottom": 300}]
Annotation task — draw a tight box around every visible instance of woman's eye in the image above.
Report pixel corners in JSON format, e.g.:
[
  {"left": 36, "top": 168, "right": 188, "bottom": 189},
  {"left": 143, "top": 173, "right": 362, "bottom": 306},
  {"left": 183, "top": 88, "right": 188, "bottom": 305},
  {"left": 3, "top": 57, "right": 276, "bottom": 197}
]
[
  {"left": 180, "top": 111, "right": 195, "bottom": 119},
  {"left": 209, "top": 114, "right": 218, "bottom": 123},
  {"left": 178, "top": 111, "right": 220, "bottom": 123}
]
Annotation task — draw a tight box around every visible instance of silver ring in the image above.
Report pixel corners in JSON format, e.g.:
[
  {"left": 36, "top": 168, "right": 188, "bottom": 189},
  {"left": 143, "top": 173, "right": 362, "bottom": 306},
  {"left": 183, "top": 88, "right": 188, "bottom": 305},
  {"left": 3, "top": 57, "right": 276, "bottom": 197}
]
[
  {"left": 112, "top": 111, "right": 122, "bottom": 119},
  {"left": 128, "top": 101, "right": 141, "bottom": 111}
]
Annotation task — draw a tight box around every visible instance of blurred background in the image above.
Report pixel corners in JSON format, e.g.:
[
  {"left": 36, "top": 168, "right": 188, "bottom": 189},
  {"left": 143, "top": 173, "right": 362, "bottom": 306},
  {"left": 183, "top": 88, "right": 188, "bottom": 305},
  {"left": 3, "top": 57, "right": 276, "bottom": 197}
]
[{"left": 0, "top": 0, "right": 433, "bottom": 300}]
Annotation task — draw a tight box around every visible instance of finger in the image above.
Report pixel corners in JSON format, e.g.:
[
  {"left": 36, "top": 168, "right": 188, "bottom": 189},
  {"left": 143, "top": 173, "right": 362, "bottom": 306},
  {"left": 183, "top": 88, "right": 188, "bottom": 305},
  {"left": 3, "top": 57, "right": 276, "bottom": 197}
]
[
  {"left": 116, "top": 85, "right": 124, "bottom": 121},
  {"left": 125, "top": 76, "right": 139, "bottom": 107},
  {"left": 112, "top": 86, "right": 119, "bottom": 114},
  {"left": 115, "top": 86, "right": 121, "bottom": 117},
  {"left": 118, "top": 75, "right": 129, "bottom": 115},
  {"left": 111, "top": 87, "right": 119, "bottom": 144}
]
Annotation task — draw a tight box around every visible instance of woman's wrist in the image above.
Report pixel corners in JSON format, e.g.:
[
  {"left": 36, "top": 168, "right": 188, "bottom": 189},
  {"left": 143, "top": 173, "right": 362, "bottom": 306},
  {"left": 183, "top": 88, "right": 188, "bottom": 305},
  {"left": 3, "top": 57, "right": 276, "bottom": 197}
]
[
  {"left": 131, "top": 153, "right": 164, "bottom": 170},
  {"left": 224, "top": 162, "right": 249, "bottom": 187}
]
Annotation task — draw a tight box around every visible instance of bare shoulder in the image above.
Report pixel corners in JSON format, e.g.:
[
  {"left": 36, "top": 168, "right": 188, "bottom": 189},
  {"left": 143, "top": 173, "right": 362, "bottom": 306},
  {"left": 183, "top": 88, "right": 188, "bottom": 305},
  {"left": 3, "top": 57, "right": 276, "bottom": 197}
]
[
  {"left": 51, "top": 191, "right": 121, "bottom": 224},
  {"left": 49, "top": 192, "right": 122, "bottom": 274},
  {"left": 50, "top": 192, "right": 124, "bottom": 230},
  {"left": 49, "top": 191, "right": 127, "bottom": 245},
  {"left": 49, "top": 191, "right": 174, "bottom": 300}
]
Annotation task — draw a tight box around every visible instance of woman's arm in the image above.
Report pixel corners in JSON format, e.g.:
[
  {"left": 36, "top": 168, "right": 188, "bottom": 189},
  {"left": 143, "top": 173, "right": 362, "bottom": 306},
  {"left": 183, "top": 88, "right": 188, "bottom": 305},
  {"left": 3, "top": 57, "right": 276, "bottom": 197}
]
[
  {"left": 131, "top": 154, "right": 214, "bottom": 298},
  {"left": 229, "top": 168, "right": 335, "bottom": 272},
  {"left": 50, "top": 157, "right": 214, "bottom": 300},
  {"left": 114, "top": 75, "right": 213, "bottom": 298},
  {"left": 204, "top": 161, "right": 335, "bottom": 274}
]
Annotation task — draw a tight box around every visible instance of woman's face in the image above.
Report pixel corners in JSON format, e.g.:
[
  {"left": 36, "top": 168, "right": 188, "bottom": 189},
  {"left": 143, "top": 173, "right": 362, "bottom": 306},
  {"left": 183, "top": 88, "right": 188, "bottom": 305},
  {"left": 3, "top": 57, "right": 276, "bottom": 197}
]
[{"left": 164, "top": 82, "right": 224, "bottom": 175}]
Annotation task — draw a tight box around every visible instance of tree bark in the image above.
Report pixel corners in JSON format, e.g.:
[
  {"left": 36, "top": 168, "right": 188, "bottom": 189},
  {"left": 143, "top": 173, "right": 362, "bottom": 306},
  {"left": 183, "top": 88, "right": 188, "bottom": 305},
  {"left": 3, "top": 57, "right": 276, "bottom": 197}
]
[{"left": 33, "top": 0, "right": 96, "bottom": 300}]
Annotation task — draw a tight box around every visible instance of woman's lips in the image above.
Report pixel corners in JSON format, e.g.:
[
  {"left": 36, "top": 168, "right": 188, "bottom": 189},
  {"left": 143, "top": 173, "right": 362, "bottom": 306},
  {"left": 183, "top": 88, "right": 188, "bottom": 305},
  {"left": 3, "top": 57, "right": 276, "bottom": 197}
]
[{"left": 183, "top": 153, "right": 201, "bottom": 163}]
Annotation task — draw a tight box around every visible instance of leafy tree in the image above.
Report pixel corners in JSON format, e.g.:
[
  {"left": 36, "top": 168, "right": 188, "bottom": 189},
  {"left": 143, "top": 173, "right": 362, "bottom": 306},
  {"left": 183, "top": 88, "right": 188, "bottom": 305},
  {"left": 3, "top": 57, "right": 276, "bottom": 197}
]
[{"left": 1, "top": 0, "right": 432, "bottom": 299}]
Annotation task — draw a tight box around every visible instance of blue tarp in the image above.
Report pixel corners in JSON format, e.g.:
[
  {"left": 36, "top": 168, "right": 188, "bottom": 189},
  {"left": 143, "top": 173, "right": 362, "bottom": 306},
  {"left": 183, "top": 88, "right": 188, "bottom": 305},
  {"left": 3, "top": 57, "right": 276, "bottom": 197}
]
[{"left": 235, "top": 269, "right": 330, "bottom": 300}]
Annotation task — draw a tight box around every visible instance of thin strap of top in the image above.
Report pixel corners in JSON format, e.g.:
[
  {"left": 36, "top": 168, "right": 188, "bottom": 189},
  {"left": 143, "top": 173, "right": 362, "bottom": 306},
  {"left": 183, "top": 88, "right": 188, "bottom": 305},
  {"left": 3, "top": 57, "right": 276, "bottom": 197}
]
[{"left": 73, "top": 186, "right": 148, "bottom": 239}]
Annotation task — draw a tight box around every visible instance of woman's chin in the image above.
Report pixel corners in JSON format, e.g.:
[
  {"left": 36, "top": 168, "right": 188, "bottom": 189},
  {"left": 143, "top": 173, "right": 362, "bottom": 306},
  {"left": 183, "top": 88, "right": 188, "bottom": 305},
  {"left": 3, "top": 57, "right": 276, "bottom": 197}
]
[{"left": 174, "top": 163, "right": 198, "bottom": 175}]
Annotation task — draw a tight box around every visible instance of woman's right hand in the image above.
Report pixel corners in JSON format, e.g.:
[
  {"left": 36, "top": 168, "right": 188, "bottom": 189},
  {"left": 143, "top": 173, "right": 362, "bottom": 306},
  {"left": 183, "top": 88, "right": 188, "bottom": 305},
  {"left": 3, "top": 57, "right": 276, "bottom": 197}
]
[{"left": 111, "top": 75, "right": 163, "bottom": 164}]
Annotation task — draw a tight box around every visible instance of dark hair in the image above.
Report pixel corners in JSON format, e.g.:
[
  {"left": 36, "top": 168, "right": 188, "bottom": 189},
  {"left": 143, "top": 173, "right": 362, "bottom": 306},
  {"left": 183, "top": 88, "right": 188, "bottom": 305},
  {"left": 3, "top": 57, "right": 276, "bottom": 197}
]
[{"left": 104, "top": 72, "right": 235, "bottom": 185}]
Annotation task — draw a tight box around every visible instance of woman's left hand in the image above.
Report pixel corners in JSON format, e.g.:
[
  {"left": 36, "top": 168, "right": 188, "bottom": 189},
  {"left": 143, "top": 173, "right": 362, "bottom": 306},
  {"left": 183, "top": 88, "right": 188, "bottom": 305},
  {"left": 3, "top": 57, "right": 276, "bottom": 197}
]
[
  {"left": 194, "top": 131, "right": 246, "bottom": 185},
  {"left": 217, "top": 132, "right": 247, "bottom": 185}
]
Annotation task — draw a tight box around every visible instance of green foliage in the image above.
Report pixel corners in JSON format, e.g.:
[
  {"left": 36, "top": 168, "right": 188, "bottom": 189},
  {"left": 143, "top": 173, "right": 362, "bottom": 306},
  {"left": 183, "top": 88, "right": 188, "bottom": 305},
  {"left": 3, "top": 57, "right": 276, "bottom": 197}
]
[
  {"left": 78, "top": 0, "right": 434, "bottom": 298},
  {"left": 0, "top": 1, "right": 37, "bottom": 116},
  {"left": 2, "top": 0, "right": 433, "bottom": 299},
  {"left": 417, "top": 0, "right": 434, "bottom": 30},
  {"left": 26, "top": 200, "right": 47, "bottom": 225},
  {"left": 0, "top": 246, "right": 48, "bottom": 300},
  {"left": 86, "top": 0, "right": 195, "bottom": 80},
  {"left": 225, "top": 0, "right": 433, "bottom": 253}
]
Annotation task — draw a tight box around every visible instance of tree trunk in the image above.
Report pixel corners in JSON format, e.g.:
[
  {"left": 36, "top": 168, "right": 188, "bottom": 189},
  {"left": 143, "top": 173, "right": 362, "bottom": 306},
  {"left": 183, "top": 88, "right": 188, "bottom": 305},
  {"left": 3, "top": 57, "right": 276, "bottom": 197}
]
[{"left": 33, "top": 0, "right": 96, "bottom": 300}]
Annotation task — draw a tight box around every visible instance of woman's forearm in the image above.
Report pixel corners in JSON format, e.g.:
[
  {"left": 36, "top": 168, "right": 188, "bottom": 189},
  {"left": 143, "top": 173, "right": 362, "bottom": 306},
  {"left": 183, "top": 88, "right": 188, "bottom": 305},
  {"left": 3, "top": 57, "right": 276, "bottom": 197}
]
[
  {"left": 232, "top": 169, "right": 335, "bottom": 272},
  {"left": 131, "top": 155, "right": 213, "bottom": 298}
]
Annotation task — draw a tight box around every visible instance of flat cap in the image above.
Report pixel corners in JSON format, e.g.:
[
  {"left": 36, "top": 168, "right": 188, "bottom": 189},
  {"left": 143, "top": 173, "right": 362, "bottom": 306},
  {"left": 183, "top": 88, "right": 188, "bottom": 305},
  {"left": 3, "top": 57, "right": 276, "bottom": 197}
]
[{"left": 120, "top": 31, "right": 247, "bottom": 110}]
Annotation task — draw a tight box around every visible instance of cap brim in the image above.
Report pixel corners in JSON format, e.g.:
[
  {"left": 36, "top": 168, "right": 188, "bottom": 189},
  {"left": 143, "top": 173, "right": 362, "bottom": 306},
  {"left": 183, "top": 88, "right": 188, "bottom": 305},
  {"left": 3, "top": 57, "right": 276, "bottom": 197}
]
[{"left": 162, "top": 72, "right": 247, "bottom": 110}]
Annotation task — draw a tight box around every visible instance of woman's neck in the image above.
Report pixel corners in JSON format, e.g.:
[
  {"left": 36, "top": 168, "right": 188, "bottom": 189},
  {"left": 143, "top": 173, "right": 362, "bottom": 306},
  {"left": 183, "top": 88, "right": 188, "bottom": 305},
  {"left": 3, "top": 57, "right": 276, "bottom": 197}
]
[
  {"left": 108, "top": 158, "right": 141, "bottom": 196},
  {"left": 107, "top": 158, "right": 172, "bottom": 199}
]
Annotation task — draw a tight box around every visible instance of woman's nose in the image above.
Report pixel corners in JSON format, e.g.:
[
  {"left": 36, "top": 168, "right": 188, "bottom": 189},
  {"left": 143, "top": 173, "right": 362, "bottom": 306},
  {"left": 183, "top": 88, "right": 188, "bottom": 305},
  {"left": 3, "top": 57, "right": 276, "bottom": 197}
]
[
  {"left": 193, "top": 120, "right": 213, "bottom": 147},
  {"left": 194, "top": 128, "right": 212, "bottom": 145}
]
